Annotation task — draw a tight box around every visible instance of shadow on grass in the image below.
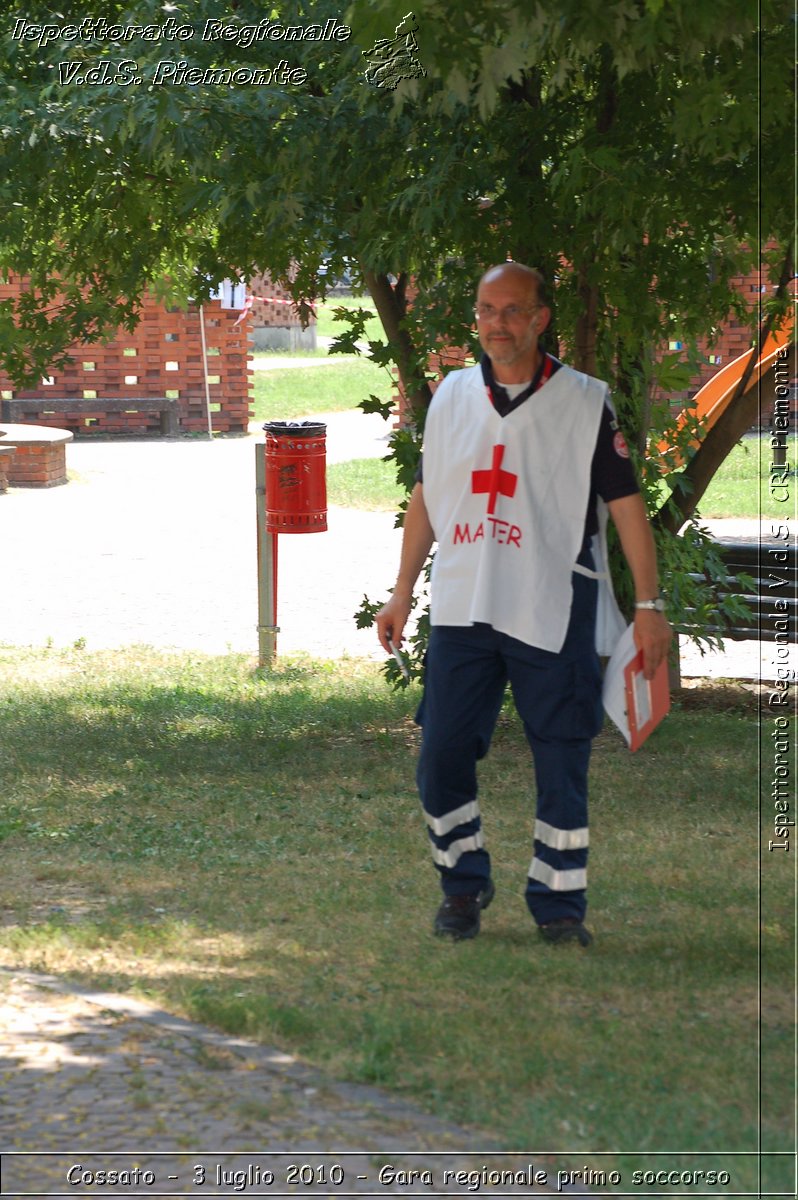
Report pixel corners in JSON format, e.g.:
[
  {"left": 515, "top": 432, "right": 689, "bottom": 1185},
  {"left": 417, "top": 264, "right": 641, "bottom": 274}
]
[
  {"left": 1, "top": 657, "right": 414, "bottom": 781},
  {"left": 0, "top": 650, "right": 792, "bottom": 1165}
]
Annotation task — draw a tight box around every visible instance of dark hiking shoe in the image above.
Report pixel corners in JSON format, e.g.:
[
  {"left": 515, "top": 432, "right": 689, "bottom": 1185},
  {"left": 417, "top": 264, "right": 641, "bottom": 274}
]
[
  {"left": 538, "top": 918, "right": 593, "bottom": 947},
  {"left": 434, "top": 880, "right": 495, "bottom": 940}
]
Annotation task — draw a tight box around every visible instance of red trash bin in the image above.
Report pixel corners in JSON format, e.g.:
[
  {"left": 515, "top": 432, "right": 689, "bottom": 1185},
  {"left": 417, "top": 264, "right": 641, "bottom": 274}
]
[{"left": 263, "top": 420, "right": 327, "bottom": 534}]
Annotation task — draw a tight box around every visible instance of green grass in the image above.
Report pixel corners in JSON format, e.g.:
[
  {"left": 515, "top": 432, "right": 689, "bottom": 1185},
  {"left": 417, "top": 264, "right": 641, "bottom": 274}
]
[
  {"left": 251, "top": 359, "right": 394, "bottom": 424},
  {"left": 251, "top": 347, "right": 332, "bottom": 360},
  {"left": 327, "top": 458, "right": 403, "bottom": 511},
  {"left": 685, "top": 434, "right": 796, "bottom": 519},
  {"left": 315, "top": 296, "right": 383, "bottom": 344},
  {"left": 0, "top": 645, "right": 791, "bottom": 1189}
]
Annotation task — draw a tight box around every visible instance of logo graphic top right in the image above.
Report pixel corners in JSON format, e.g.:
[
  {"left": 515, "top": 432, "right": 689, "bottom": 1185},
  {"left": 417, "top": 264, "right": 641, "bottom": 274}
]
[{"left": 363, "top": 11, "right": 426, "bottom": 91}]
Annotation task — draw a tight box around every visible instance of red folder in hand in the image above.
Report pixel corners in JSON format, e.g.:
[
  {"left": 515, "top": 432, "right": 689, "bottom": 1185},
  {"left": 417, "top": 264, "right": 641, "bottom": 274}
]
[{"left": 623, "top": 650, "right": 670, "bottom": 751}]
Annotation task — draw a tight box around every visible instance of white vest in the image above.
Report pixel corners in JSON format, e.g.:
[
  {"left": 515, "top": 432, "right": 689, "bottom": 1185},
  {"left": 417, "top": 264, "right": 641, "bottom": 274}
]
[{"left": 423, "top": 362, "right": 625, "bottom": 654}]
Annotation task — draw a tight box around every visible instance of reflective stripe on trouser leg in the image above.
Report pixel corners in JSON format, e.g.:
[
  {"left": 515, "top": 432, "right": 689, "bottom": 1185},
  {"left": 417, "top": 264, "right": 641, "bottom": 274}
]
[
  {"left": 502, "top": 568, "right": 603, "bottom": 925},
  {"left": 415, "top": 625, "right": 507, "bottom": 897},
  {"left": 425, "top": 799, "right": 484, "bottom": 870},
  {"left": 523, "top": 704, "right": 597, "bottom": 923}
]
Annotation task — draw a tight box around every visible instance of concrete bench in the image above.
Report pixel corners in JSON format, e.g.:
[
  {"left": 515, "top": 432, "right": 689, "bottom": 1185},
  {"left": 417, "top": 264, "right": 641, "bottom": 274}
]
[
  {"left": 689, "top": 539, "right": 796, "bottom": 643},
  {"left": 1, "top": 396, "right": 179, "bottom": 437}
]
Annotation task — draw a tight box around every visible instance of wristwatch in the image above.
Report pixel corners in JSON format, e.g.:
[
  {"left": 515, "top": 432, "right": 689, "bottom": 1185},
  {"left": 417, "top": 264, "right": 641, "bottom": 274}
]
[{"left": 634, "top": 597, "right": 666, "bottom": 612}]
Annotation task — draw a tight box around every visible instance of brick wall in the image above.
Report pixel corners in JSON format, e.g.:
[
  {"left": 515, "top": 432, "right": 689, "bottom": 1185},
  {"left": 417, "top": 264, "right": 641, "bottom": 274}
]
[
  {"left": 0, "top": 279, "right": 253, "bottom": 436},
  {"left": 669, "top": 268, "right": 765, "bottom": 399}
]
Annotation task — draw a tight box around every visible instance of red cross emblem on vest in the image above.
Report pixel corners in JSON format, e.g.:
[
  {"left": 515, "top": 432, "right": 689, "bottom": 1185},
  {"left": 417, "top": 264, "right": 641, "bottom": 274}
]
[{"left": 471, "top": 444, "right": 518, "bottom": 515}]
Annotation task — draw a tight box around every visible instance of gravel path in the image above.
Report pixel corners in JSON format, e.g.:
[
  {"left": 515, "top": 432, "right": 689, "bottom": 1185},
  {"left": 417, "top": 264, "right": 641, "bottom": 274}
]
[
  {"left": 2, "top": 412, "right": 402, "bottom": 661},
  {"left": 1, "top": 415, "right": 786, "bottom": 678}
]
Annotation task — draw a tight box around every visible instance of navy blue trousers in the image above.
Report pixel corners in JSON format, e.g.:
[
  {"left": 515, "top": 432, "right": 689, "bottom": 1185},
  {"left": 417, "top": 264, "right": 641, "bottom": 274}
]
[{"left": 415, "top": 570, "right": 604, "bottom": 924}]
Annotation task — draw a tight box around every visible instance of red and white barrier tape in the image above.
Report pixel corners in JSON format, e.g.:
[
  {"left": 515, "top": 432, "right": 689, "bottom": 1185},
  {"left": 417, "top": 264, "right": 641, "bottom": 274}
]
[{"left": 234, "top": 294, "right": 317, "bottom": 326}]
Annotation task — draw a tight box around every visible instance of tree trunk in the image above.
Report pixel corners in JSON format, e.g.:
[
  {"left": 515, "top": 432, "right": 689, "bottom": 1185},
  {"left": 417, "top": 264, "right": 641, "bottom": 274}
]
[
  {"left": 572, "top": 53, "right": 617, "bottom": 377},
  {"left": 574, "top": 265, "right": 599, "bottom": 376},
  {"left": 363, "top": 268, "right": 432, "bottom": 417}
]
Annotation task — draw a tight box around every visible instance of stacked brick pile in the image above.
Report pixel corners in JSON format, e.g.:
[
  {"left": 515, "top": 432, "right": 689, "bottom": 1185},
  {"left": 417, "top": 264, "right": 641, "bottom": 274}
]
[{"left": 0, "top": 279, "right": 253, "bottom": 436}]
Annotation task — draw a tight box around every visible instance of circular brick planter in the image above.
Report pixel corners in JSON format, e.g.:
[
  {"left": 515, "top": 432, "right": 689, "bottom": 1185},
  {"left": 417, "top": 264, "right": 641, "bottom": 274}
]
[
  {"left": 0, "top": 445, "right": 14, "bottom": 493},
  {"left": 0, "top": 423, "right": 73, "bottom": 488}
]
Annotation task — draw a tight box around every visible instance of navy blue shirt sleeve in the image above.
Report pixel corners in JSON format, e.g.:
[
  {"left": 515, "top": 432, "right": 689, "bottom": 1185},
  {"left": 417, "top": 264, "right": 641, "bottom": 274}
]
[
  {"left": 592, "top": 404, "right": 639, "bottom": 503},
  {"left": 582, "top": 404, "right": 639, "bottom": 541}
]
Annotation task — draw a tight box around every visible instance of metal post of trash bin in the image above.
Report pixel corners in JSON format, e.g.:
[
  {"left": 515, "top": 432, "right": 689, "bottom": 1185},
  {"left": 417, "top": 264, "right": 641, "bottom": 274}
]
[
  {"left": 256, "top": 421, "right": 327, "bottom": 668},
  {"left": 255, "top": 448, "right": 279, "bottom": 666}
]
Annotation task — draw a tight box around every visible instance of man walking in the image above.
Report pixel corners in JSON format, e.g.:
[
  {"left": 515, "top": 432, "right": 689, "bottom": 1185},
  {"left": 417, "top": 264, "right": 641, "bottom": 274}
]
[{"left": 376, "top": 262, "right": 671, "bottom": 946}]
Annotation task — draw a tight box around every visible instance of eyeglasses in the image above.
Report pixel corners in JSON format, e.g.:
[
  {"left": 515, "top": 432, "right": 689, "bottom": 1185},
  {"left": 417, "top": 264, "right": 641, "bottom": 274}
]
[{"left": 474, "top": 303, "right": 541, "bottom": 324}]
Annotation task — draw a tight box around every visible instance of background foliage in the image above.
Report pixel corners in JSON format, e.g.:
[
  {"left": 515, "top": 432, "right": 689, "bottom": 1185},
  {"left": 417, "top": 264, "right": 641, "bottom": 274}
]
[{"left": 0, "top": 0, "right": 793, "bottom": 669}]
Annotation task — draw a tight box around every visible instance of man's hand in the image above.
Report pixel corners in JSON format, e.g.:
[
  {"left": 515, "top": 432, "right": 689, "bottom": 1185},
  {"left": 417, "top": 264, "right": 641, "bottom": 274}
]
[
  {"left": 607, "top": 493, "right": 673, "bottom": 679},
  {"left": 634, "top": 608, "right": 672, "bottom": 679},
  {"left": 375, "top": 483, "right": 435, "bottom": 657},
  {"left": 376, "top": 591, "right": 413, "bottom": 655}
]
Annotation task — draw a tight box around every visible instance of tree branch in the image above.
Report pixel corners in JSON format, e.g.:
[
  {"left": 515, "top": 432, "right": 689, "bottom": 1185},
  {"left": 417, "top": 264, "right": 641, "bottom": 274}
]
[{"left": 655, "top": 245, "right": 795, "bottom": 535}]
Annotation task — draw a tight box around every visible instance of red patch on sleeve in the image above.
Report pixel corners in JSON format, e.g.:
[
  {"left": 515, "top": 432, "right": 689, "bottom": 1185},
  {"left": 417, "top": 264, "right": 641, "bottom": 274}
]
[{"left": 613, "top": 430, "right": 630, "bottom": 459}]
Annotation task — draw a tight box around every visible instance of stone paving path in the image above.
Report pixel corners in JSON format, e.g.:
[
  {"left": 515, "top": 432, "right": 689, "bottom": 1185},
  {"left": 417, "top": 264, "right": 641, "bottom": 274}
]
[
  {"left": 1, "top": 411, "right": 403, "bottom": 661},
  {"left": 0, "top": 969, "right": 564, "bottom": 1199}
]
